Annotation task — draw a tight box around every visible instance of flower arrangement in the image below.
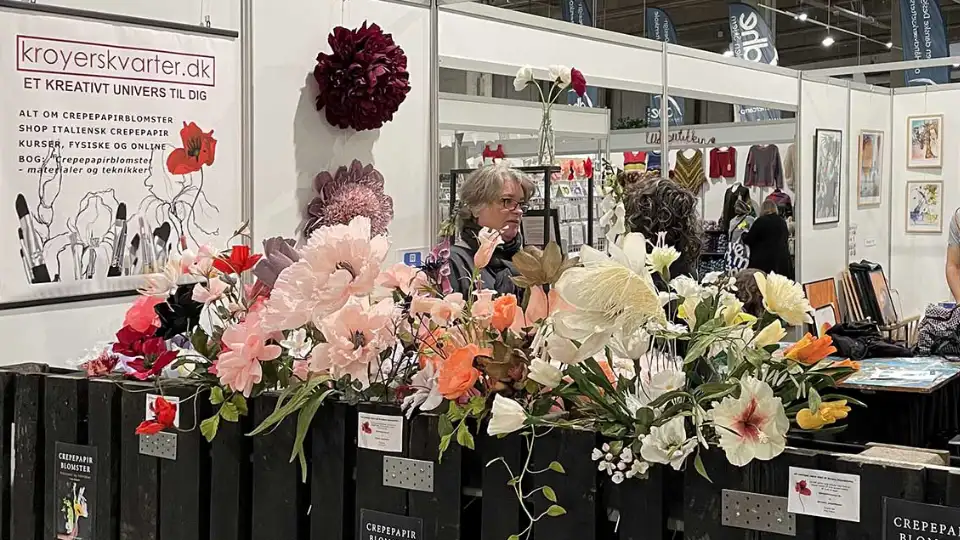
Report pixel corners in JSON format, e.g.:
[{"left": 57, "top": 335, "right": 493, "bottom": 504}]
[
  {"left": 305, "top": 160, "right": 394, "bottom": 238},
  {"left": 314, "top": 22, "right": 411, "bottom": 131},
  {"left": 84, "top": 192, "right": 860, "bottom": 529},
  {"left": 513, "top": 65, "right": 587, "bottom": 165}
]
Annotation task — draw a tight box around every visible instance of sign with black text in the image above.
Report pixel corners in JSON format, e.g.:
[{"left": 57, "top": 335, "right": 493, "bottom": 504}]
[
  {"left": 559, "top": 0, "right": 598, "bottom": 108},
  {"left": 359, "top": 509, "right": 423, "bottom": 540},
  {"left": 727, "top": 3, "right": 782, "bottom": 122},
  {"left": 884, "top": 497, "right": 960, "bottom": 540},
  {"left": 644, "top": 7, "right": 684, "bottom": 127},
  {"left": 54, "top": 442, "right": 97, "bottom": 540},
  {"left": 898, "top": 0, "right": 949, "bottom": 85}
]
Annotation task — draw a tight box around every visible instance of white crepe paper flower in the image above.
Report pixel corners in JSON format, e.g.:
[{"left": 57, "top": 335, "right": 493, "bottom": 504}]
[
  {"left": 709, "top": 376, "right": 789, "bottom": 467},
  {"left": 513, "top": 66, "right": 535, "bottom": 92},
  {"left": 640, "top": 416, "right": 697, "bottom": 471},
  {"left": 548, "top": 64, "right": 572, "bottom": 85},
  {"left": 754, "top": 272, "right": 814, "bottom": 326},
  {"left": 487, "top": 394, "right": 527, "bottom": 436}
]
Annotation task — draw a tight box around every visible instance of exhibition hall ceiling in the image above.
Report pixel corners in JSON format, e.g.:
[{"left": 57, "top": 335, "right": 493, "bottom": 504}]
[{"left": 483, "top": 0, "right": 960, "bottom": 68}]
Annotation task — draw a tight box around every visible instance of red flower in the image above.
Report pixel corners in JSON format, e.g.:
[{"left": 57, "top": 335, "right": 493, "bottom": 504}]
[
  {"left": 570, "top": 67, "right": 587, "bottom": 97},
  {"left": 113, "top": 324, "right": 159, "bottom": 357},
  {"left": 166, "top": 122, "right": 217, "bottom": 175},
  {"left": 584, "top": 157, "right": 594, "bottom": 179},
  {"left": 794, "top": 480, "right": 811, "bottom": 496},
  {"left": 314, "top": 22, "right": 411, "bottom": 131},
  {"left": 81, "top": 351, "right": 119, "bottom": 377},
  {"left": 135, "top": 397, "right": 178, "bottom": 435},
  {"left": 213, "top": 245, "right": 262, "bottom": 274},
  {"left": 113, "top": 324, "right": 177, "bottom": 380},
  {"left": 362, "top": 421, "right": 373, "bottom": 434}
]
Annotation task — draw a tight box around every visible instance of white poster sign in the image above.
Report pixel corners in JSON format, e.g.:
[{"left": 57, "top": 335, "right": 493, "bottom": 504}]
[{"left": 0, "top": 9, "right": 240, "bottom": 304}]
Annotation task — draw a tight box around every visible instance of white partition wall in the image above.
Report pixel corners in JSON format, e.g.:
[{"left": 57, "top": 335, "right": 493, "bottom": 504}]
[
  {"left": 847, "top": 85, "right": 892, "bottom": 272},
  {"left": 890, "top": 85, "right": 960, "bottom": 316},
  {"left": 253, "top": 0, "right": 433, "bottom": 259},
  {"left": 797, "top": 76, "right": 850, "bottom": 283}
]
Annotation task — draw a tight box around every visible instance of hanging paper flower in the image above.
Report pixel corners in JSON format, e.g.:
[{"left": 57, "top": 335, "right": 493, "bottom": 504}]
[
  {"left": 570, "top": 67, "right": 587, "bottom": 97},
  {"left": 166, "top": 122, "right": 217, "bottom": 175},
  {"left": 135, "top": 397, "right": 178, "bottom": 435},
  {"left": 313, "top": 22, "right": 411, "bottom": 131},
  {"left": 306, "top": 160, "right": 394, "bottom": 237}
]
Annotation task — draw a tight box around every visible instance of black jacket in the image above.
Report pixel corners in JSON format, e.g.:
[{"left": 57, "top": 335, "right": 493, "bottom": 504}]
[
  {"left": 447, "top": 242, "right": 521, "bottom": 297},
  {"left": 743, "top": 214, "right": 794, "bottom": 279}
]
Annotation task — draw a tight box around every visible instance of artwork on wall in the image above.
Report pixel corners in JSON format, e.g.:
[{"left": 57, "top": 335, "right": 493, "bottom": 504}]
[
  {"left": 907, "top": 114, "right": 943, "bottom": 168},
  {"left": 857, "top": 131, "right": 883, "bottom": 206},
  {"left": 905, "top": 180, "right": 944, "bottom": 233},
  {"left": 813, "top": 129, "right": 842, "bottom": 225}
]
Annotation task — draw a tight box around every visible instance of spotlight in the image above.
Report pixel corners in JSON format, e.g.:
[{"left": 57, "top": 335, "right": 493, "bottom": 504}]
[
  {"left": 885, "top": 41, "right": 893, "bottom": 49},
  {"left": 822, "top": 35, "right": 835, "bottom": 47},
  {"left": 722, "top": 49, "right": 734, "bottom": 57},
  {"left": 797, "top": 12, "right": 808, "bottom": 21}
]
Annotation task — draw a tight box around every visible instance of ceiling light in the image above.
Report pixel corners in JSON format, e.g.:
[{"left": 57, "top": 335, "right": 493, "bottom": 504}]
[
  {"left": 822, "top": 35, "right": 835, "bottom": 47},
  {"left": 722, "top": 49, "right": 734, "bottom": 57},
  {"left": 797, "top": 12, "right": 808, "bottom": 21},
  {"left": 953, "top": 63, "right": 959, "bottom": 68}
]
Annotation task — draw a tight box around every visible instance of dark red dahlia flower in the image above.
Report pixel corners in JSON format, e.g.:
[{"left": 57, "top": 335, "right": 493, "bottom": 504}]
[
  {"left": 313, "top": 22, "right": 411, "bottom": 131},
  {"left": 570, "top": 68, "right": 587, "bottom": 98},
  {"left": 305, "top": 160, "right": 394, "bottom": 237}
]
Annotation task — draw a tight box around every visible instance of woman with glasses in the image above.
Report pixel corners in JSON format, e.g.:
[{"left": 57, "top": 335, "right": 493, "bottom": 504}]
[{"left": 447, "top": 165, "right": 533, "bottom": 297}]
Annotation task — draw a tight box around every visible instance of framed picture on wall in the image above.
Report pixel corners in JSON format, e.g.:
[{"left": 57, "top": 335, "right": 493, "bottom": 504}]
[
  {"left": 905, "top": 180, "right": 944, "bottom": 233},
  {"left": 857, "top": 130, "right": 883, "bottom": 207},
  {"left": 813, "top": 129, "right": 842, "bottom": 225},
  {"left": 906, "top": 114, "right": 943, "bottom": 168}
]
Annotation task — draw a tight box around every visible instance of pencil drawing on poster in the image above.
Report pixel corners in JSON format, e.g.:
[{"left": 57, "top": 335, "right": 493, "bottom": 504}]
[{"left": 813, "top": 129, "right": 842, "bottom": 225}]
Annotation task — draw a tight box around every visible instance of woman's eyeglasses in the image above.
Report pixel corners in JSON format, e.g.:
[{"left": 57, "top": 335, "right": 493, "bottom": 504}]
[{"left": 500, "top": 198, "right": 529, "bottom": 212}]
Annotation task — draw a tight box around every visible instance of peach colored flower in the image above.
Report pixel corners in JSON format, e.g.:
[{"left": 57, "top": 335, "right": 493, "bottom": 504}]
[
  {"left": 377, "top": 262, "right": 423, "bottom": 295},
  {"left": 123, "top": 295, "right": 164, "bottom": 333},
  {"left": 410, "top": 295, "right": 439, "bottom": 316},
  {"left": 438, "top": 344, "right": 488, "bottom": 399},
  {"left": 180, "top": 244, "right": 217, "bottom": 277},
  {"left": 492, "top": 294, "right": 518, "bottom": 332},
  {"left": 429, "top": 293, "right": 465, "bottom": 326},
  {"left": 308, "top": 298, "right": 397, "bottom": 388},
  {"left": 292, "top": 360, "right": 311, "bottom": 381},
  {"left": 217, "top": 311, "right": 283, "bottom": 397},
  {"left": 471, "top": 289, "right": 496, "bottom": 323},
  {"left": 192, "top": 277, "right": 229, "bottom": 304},
  {"left": 474, "top": 227, "right": 503, "bottom": 269},
  {"left": 262, "top": 216, "right": 389, "bottom": 332}
]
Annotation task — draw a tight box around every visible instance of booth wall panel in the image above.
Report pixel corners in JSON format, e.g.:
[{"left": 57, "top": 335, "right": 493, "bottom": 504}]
[
  {"left": 890, "top": 89, "right": 960, "bottom": 316},
  {"left": 439, "top": 96, "right": 609, "bottom": 137},
  {"left": 847, "top": 89, "right": 891, "bottom": 272},
  {"left": 667, "top": 54, "right": 798, "bottom": 111},
  {"left": 20, "top": 0, "right": 239, "bottom": 30},
  {"left": 798, "top": 79, "right": 848, "bottom": 283},
  {"left": 252, "top": 0, "right": 432, "bottom": 262}
]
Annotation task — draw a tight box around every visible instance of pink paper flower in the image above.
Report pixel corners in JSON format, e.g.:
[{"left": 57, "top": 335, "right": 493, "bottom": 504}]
[
  {"left": 262, "top": 216, "right": 389, "bottom": 331},
  {"left": 377, "top": 262, "right": 423, "bottom": 295},
  {"left": 192, "top": 277, "right": 229, "bottom": 304},
  {"left": 308, "top": 298, "right": 397, "bottom": 387},
  {"left": 471, "top": 289, "right": 496, "bottom": 323},
  {"left": 181, "top": 245, "right": 217, "bottom": 277},
  {"left": 428, "top": 293, "right": 465, "bottom": 326},
  {"left": 216, "top": 311, "right": 283, "bottom": 397},
  {"left": 410, "top": 295, "right": 439, "bottom": 316},
  {"left": 473, "top": 228, "right": 503, "bottom": 270},
  {"left": 123, "top": 295, "right": 164, "bottom": 333}
]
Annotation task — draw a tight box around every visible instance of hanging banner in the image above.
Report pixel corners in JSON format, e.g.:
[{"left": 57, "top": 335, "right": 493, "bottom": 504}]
[
  {"left": 728, "top": 3, "right": 782, "bottom": 122},
  {"left": 0, "top": 9, "right": 241, "bottom": 305},
  {"left": 899, "top": 0, "right": 949, "bottom": 85},
  {"left": 560, "top": 0, "right": 599, "bottom": 107},
  {"left": 644, "top": 7, "right": 683, "bottom": 127}
]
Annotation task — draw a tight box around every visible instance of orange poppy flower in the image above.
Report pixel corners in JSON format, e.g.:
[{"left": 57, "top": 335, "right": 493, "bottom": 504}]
[
  {"left": 783, "top": 333, "right": 837, "bottom": 365},
  {"left": 491, "top": 294, "right": 518, "bottom": 332},
  {"left": 437, "top": 344, "right": 489, "bottom": 400}
]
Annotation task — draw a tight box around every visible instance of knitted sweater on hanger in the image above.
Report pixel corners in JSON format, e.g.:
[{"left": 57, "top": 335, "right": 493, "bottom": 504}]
[{"left": 673, "top": 149, "right": 706, "bottom": 193}]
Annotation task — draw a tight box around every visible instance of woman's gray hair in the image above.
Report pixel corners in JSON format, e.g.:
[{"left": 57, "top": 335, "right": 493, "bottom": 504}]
[{"left": 457, "top": 165, "right": 533, "bottom": 227}]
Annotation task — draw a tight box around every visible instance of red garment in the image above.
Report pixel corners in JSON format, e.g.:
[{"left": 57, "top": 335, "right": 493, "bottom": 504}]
[
  {"left": 623, "top": 151, "right": 646, "bottom": 164},
  {"left": 709, "top": 147, "right": 737, "bottom": 179},
  {"left": 482, "top": 144, "right": 505, "bottom": 164}
]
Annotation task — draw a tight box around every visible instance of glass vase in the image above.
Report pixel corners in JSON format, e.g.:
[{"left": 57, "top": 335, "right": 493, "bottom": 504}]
[{"left": 537, "top": 105, "right": 555, "bottom": 166}]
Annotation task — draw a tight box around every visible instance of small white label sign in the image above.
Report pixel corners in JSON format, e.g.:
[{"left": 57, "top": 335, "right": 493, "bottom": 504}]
[
  {"left": 357, "top": 412, "right": 404, "bottom": 453},
  {"left": 145, "top": 394, "right": 181, "bottom": 428},
  {"left": 787, "top": 466, "right": 860, "bottom": 522}
]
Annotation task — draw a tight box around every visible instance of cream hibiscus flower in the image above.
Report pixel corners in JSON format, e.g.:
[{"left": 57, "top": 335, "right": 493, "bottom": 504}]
[
  {"left": 640, "top": 416, "right": 697, "bottom": 470},
  {"left": 709, "top": 376, "right": 789, "bottom": 466},
  {"left": 754, "top": 272, "right": 813, "bottom": 326}
]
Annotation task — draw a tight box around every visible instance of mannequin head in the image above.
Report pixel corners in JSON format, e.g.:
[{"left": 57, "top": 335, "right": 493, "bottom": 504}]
[{"left": 458, "top": 165, "right": 533, "bottom": 242}]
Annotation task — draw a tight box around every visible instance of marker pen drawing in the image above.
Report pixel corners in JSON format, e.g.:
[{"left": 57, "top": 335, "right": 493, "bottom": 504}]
[
  {"left": 107, "top": 203, "right": 127, "bottom": 277},
  {"left": 15, "top": 194, "right": 50, "bottom": 283},
  {"left": 128, "top": 234, "right": 140, "bottom": 275},
  {"left": 138, "top": 217, "right": 156, "bottom": 273},
  {"left": 18, "top": 248, "right": 31, "bottom": 282},
  {"left": 153, "top": 222, "right": 171, "bottom": 266},
  {"left": 69, "top": 232, "right": 82, "bottom": 280}
]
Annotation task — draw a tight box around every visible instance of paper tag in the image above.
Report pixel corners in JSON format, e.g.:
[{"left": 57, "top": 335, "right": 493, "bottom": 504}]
[
  {"left": 358, "top": 412, "right": 403, "bottom": 453},
  {"left": 787, "top": 466, "right": 860, "bottom": 522},
  {"left": 145, "top": 394, "right": 181, "bottom": 428}
]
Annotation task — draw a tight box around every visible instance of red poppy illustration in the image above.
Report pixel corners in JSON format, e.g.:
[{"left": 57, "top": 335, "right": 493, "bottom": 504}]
[
  {"left": 213, "top": 245, "right": 262, "bottom": 274},
  {"left": 166, "top": 121, "right": 217, "bottom": 175},
  {"left": 362, "top": 421, "right": 373, "bottom": 434},
  {"left": 795, "top": 480, "right": 811, "bottom": 496},
  {"left": 135, "top": 397, "right": 178, "bottom": 435}
]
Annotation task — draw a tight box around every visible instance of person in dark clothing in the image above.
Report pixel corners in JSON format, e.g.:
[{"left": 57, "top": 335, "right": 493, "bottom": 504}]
[
  {"left": 743, "top": 200, "right": 794, "bottom": 279},
  {"left": 447, "top": 165, "right": 533, "bottom": 297}
]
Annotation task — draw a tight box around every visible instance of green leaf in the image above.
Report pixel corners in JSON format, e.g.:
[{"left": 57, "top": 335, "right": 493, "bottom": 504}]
[
  {"left": 635, "top": 407, "right": 655, "bottom": 427},
  {"left": 447, "top": 402, "right": 465, "bottom": 422},
  {"left": 199, "top": 415, "right": 220, "bottom": 442},
  {"left": 542, "top": 486, "right": 557, "bottom": 503},
  {"left": 508, "top": 535, "right": 520, "bottom": 540},
  {"left": 220, "top": 402, "right": 240, "bottom": 423},
  {"left": 191, "top": 328, "right": 210, "bottom": 357},
  {"left": 507, "top": 477, "right": 518, "bottom": 486},
  {"left": 291, "top": 393, "right": 324, "bottom": 483},
  {"left": 683, "top": 336, "right": 714, "bottom": 365},
  {"left": 467, "top": 396, "right": 487, "bottom": 416},
  {"left": 455, "top": 423, "right": 475, "bottom": 450},
  {"left": 231, "top": 394, "right": 248, "bottom": 416},
  {"left": 210, "top": 387, "right": 225, "bottom": 405},
  {"left": 438, "top": 434, "right": 452, "bottom": 458},
  {"left": 820, "top": 394, "right": 867, "bottom": 408},
  {"left": 438, "top": 414, "right": 455, "bottom": 437},
  {"left": 548, "top": 461, "right": 566, "bottom": 474},
  {"left": 546, "top": 505, "right": 566, "bottom": 517},
  {"left": 693, "top": 452, "right": 712, "bottom": 483},
  {"left": 648, "top": 389, "right": 686, "bottom": 410},
  {"left": 807, "top": 387, "right": 822, "bottom": 413}
]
